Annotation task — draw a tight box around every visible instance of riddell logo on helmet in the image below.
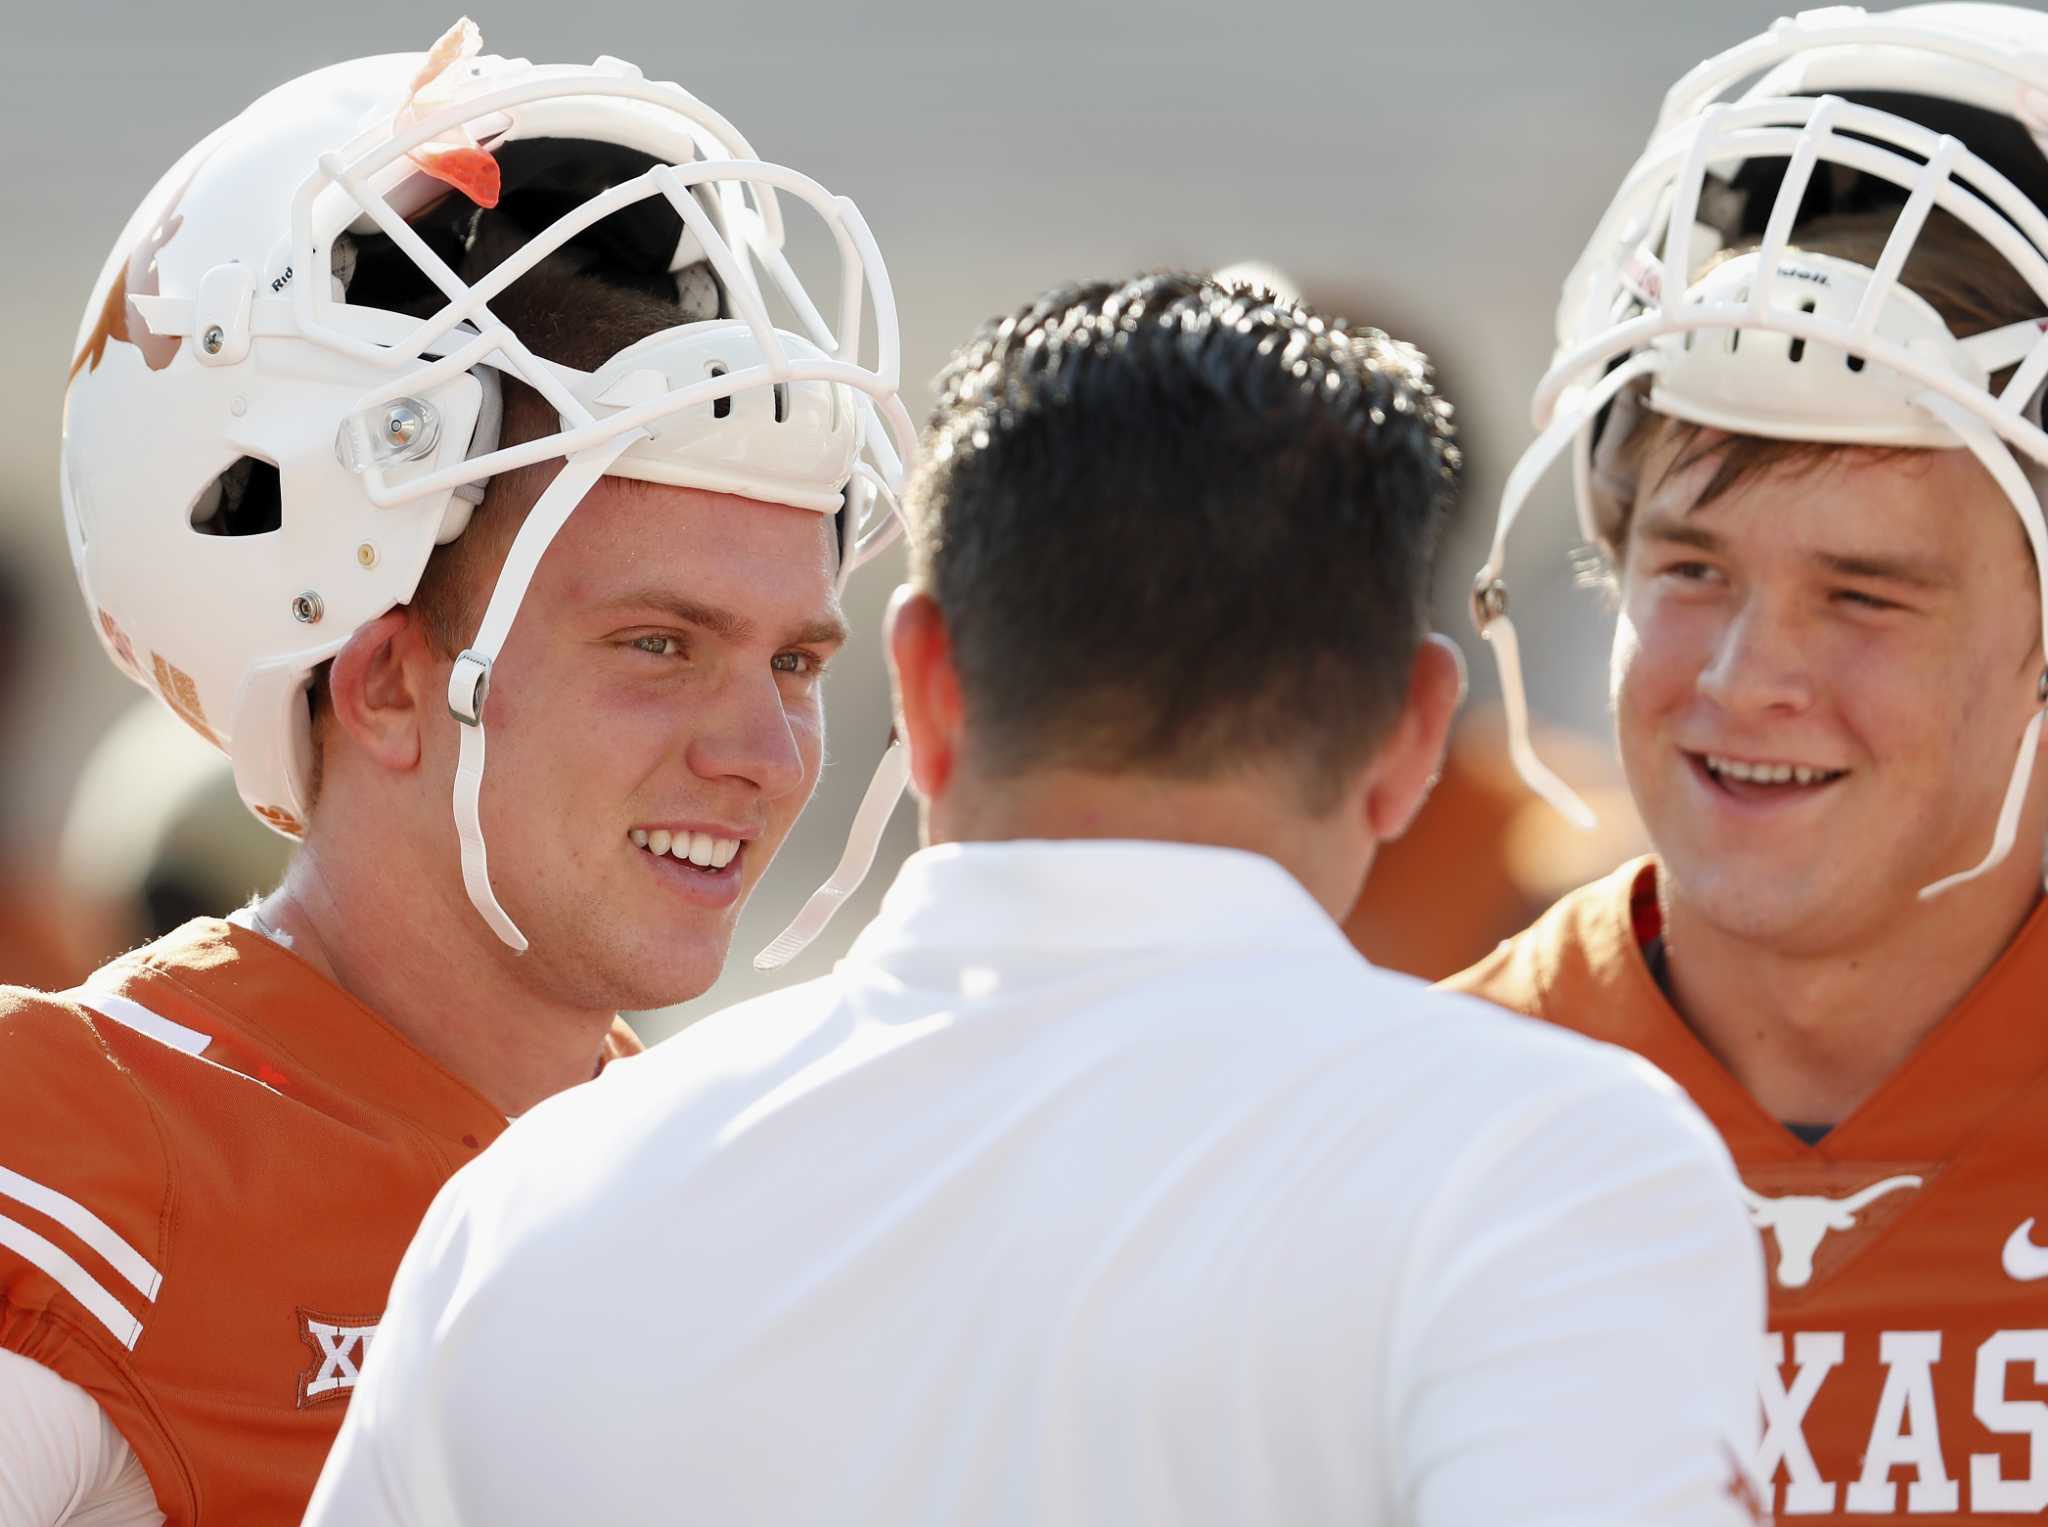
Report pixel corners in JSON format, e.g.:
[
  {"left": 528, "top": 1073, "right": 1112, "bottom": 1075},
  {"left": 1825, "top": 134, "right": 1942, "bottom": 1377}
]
[
  {"left": 150, "top": 653, "right": 222, "bottom": 749},
  {"left": 1776, "top": 263, "right": 1831, "bottom": 287}
]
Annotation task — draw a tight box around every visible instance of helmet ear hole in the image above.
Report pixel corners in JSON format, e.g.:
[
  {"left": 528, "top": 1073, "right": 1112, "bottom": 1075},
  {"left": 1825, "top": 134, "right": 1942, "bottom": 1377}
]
[{"left": 189, "top": 458, "right": 282, "bottom": 537}]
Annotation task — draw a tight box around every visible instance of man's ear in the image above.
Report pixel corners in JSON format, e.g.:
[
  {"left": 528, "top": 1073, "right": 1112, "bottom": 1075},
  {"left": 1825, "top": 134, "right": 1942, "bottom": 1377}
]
[
  {"left": 323, "top": 609, "right": 431, "bottom": 774},
  {"left": 1364, "top": 633, "right": 1466, "bottom": 843},
  {"left": 884, "top": 586, "right": 963, "bottom": 800}
]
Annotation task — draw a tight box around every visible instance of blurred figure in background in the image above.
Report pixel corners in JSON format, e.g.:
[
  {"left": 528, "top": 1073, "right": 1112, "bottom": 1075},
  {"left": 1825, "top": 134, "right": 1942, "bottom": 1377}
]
[
  {"left": 1345, "top": 716, "right": 1645, "bottom": 977},
  {"left": 0, "top": 556, "right": 99, "bottom": 989},
  {"left": 57, "top": 699, "right": 291, "bottom": 957}
]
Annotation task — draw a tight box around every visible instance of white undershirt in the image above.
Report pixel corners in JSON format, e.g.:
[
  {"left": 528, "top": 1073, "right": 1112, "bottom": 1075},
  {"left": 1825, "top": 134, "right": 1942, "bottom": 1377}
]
[{"left": 0, "top": 1349, "right": 161, "bottom": 1527}]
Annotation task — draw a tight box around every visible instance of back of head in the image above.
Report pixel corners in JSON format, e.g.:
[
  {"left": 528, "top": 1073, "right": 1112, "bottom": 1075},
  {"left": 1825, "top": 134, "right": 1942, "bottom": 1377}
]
[{"left": 909, "top": 273, "right": 1460, "bottom": 814}]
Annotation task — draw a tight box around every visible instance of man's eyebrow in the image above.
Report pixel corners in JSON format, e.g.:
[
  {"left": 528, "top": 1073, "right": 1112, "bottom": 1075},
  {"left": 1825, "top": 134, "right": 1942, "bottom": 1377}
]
[
  {"left": 1633, "top": 513, "right": 1722, "bottom": 552},
  {"left": 606, "top": 589, "right": 849, "bottom": 647},
  {"left": 1636, "top": 514, "right": 1955, "bottom": 589},
  {"left": 1811, "top": 550, "right": 1955, "bottom": 590}
]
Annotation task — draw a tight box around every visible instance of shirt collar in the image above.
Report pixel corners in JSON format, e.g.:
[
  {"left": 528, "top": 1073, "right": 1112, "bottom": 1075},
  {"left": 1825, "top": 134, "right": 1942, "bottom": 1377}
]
[{"left": 845, "top": 839, "right": 1357, "bottom": 966}]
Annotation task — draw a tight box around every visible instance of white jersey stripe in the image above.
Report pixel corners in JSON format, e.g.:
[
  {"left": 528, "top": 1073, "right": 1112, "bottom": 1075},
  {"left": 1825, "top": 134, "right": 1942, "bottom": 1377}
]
[
  {"left": 0, "top": 1163, "right": 162, "bottom": 1303},
  {"left": 78, "top": 990, "right": 212, "bottom": 1058},
  {"left": 0, "top": 1212, "right": 143, "bottom": 1351}
]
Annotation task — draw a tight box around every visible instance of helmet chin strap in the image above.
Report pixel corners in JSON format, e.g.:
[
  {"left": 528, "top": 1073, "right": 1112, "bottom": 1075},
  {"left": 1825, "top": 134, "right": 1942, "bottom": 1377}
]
[
  {"left": 448, "top": 433, "right": 642, "bottom": 952},
  {"left": 751, "top": 418, "right": 915, "bottom": 971},
  {"left": 446, "top": 426, "right": 911, "bottom": 962},
  {"left": 1471, "top": 351, "right": 1664, "bottom": 832},
  {"left": 1909, "top": 393, "right": 2048, "bottom": 902},
  {"left": 753, "top": 736, "right": 910, "bottom": 970}
]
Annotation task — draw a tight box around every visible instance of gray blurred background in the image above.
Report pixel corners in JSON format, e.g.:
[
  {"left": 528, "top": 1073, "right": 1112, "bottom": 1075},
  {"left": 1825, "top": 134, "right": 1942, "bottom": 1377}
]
[{"left": 0, "top": 0, "right": 1815, "bottom": 1032}]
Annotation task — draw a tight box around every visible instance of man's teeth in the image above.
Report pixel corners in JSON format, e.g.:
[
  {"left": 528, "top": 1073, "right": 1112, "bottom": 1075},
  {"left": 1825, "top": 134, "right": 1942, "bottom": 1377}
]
[
  {"left": 627, "top": 828, "right": 740, "bottom": 868},
  {"left": 1703, "top": 754, "right": 1841, "bottom": 786}
]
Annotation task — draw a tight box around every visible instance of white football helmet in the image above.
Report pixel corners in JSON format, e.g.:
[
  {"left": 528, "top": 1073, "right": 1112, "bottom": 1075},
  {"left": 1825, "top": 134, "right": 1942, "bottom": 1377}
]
[
  {"left": 1475, "top": 2, "right": 2048, "bottom": 897},
  {"left": 61, "top": 20, "right": 915, "bottom": 958}
]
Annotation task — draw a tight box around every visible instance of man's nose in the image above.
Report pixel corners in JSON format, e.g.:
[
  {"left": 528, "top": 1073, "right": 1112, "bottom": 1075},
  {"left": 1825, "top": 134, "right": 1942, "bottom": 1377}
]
[
  {"left": 1696, "top": 598, "right": 1816, "bottom": 717},
  {"left": 683, "top": 670, "right": 808, "bottom": 800}
]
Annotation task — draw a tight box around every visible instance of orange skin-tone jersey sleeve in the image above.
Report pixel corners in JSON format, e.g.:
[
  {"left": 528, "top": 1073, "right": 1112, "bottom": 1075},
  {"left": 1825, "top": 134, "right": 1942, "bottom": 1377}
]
[{"left": 0, "top": 921, "right": 513, "bottom": 1525}]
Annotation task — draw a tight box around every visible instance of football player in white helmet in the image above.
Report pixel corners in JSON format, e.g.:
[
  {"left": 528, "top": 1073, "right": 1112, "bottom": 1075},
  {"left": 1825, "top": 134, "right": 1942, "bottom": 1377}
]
[
  {"left": 1447, "top": 5, "right": 2048, "bottom": 1518},
  {"left": 0, "top": 19, "right": 910, "bottom": 1525}
]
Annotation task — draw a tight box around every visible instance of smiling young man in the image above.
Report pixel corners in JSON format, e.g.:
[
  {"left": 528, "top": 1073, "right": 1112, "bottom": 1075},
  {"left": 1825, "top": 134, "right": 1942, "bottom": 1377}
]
[
  {"left": 308, "top": 273, "right": 1766, "bottom": 1527},
  {"left": 0, "top": 23, "right": 909, "bottom": 1526},
  {"left": 1450, "top": 5, "right": 2048, "bottom": 1518}
]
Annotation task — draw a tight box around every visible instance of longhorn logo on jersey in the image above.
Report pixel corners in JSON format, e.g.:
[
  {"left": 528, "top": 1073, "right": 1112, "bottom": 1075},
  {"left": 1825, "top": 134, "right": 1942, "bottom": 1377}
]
[
  {"left": 297, "top": 1308, "right": 380, "bottom": 1407},
  {"left": 1743, "top": 1173, "right": 1924, "bottom": 1289},
  {"left": 1738, "top": 1162, "right": 1932, "bottom": 1292}
]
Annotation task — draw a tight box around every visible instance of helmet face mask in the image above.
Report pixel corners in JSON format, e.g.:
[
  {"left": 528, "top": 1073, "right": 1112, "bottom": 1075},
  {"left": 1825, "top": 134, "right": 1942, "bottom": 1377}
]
[
  {"left": 1478, "top": 2, "right": 2048, "bottom": 896},
  {"left": 64, "top": 21, "right": 913, "bottom": 951}
]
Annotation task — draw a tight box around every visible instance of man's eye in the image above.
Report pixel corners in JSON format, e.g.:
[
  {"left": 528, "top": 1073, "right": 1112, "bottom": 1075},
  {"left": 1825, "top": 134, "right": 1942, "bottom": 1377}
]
[
  {"left": 771, "top": 650, "right": 821, "bottom": 676},
  {"left": 631, "top": 635, "right": 682, "bottom": 657},
  {"left": 1835, "top": 589, "right": 1902, "bottom": 612}
]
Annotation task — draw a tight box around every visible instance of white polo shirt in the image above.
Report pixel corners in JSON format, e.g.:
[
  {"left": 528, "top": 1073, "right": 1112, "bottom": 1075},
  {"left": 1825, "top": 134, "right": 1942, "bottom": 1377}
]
[{"left": 308, "top": 840, "right": 1767, "bottom": 1527}]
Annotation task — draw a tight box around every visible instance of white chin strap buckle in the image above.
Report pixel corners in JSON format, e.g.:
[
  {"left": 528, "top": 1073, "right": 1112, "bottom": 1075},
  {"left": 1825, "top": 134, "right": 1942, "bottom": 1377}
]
[{"left": 448, "top": 650, "right": 491, "bottom": 724}]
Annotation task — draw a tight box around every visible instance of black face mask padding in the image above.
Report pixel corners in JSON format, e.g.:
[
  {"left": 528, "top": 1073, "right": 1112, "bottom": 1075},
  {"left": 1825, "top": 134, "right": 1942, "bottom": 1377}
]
[
  {"left": 345, "top": 212, "right": 475, "bottom": 314},
  {"left": 1722, "top": 92, "right": 2048, "bottom": 251},
  {"left": 341, "top": 139, "right": 715, "bottom": 314},
  {"left": 485, "top": 140, "right": 687, "bottom": 282}
]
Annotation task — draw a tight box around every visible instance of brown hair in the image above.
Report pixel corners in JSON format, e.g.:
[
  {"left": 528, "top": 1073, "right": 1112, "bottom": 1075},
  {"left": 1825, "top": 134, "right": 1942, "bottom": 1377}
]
[{"left": 1603, "top": 209, "right": 2043, "bottom": 561}]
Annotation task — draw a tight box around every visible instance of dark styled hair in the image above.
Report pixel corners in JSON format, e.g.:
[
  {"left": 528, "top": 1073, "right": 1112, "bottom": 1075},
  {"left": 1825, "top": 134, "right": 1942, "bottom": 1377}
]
[{"left": 909, "top": 271, "right": 1460, "bottom": 812}]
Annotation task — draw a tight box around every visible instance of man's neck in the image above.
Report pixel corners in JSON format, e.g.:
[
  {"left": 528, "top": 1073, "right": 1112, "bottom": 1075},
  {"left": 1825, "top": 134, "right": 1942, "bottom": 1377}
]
[
  {"left": 931, "top": 764, "right": 1373, "bottom": 923},
  {"left": 254, "top": 841, "right": 620, "bottom": 1118},
  {"left": 1659, "top": 866, "right": 2042, "bottom": 1128}
]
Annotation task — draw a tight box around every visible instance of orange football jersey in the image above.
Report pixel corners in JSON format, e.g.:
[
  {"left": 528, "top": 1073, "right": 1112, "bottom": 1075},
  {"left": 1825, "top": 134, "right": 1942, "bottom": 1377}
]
[
  {"left": 0, "top": 918, "right": 619, "bottom": 1523},
  {"left": 1448, "top": 857, "right": 2048, "bottom": 1523}
]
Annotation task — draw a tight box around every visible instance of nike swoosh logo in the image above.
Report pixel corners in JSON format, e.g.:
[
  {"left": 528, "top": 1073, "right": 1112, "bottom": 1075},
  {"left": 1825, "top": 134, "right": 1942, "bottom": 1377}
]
[{"left": 2003, "top": 1219, "right": 2048, "bottom": 1281}]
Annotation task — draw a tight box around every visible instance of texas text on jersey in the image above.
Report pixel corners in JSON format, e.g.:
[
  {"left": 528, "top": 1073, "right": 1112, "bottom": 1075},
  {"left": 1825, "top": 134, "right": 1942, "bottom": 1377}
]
[
  {"left": 1450, "top": 857, "right": 2048, "bottom": 1521},
  {"left": 0, "top": 920, "right": 634, "bottom": 1522}
]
